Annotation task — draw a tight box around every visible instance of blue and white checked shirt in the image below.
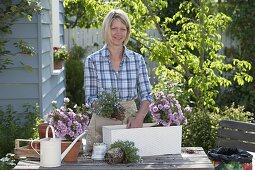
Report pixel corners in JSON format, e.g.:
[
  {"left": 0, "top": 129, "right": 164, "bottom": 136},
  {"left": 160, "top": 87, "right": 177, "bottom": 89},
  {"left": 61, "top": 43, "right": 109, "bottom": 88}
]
[{"left": 84, "top": 45, "right": 153, "bottom": 106}]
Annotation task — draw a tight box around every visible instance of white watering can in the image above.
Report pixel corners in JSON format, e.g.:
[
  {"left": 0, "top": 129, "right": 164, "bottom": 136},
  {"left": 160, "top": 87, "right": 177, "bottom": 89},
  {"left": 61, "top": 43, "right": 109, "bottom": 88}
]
[{"left": 31, "top": 125, "right": 86, "bottom": 167}]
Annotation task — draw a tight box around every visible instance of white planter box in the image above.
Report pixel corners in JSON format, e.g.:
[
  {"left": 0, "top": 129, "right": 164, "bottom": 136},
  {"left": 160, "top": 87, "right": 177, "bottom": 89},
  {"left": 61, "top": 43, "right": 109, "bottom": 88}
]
[{"left": 102, "top": 123, "right": 182, "bottom": 156}]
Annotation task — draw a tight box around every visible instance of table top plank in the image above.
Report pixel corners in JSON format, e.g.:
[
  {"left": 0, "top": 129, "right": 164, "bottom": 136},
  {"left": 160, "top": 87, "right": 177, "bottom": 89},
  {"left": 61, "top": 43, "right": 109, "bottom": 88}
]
[{"left": 14, "top": 147, "right": 214, "bottom": 170}]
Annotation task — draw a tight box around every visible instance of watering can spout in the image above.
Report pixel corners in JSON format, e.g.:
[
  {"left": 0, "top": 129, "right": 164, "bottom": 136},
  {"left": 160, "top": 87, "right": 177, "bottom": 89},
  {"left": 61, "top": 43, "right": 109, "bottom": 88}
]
[{"left": 61, "top": 130, "right": 87, "bottom": 161}]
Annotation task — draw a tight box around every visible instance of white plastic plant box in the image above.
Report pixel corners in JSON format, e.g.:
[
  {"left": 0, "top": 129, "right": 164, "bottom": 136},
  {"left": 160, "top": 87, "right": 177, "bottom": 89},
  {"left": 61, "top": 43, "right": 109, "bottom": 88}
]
[{"left": 102, "top": 123, "right": 182, "bottom": 156}]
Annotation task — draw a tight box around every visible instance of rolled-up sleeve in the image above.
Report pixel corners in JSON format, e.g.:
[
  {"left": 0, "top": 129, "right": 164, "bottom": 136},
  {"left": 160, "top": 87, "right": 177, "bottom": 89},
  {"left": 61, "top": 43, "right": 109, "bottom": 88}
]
[
  {"left": 84, "top": 56, "right": 98, "bottom": 106},
  {"left": 137, "top": 56, "right": 153, "bottom": 103}
]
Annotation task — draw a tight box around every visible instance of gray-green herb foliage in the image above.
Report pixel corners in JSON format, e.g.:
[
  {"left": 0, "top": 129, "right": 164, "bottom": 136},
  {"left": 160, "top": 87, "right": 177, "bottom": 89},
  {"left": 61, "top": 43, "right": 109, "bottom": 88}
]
[
  {"left": 109, "top": 140, "right": 140, "bottom": 164},
  {"left": 64, "top": 0, "right": 253, "bottom": 111},
  {"left": 94, "top": 90, "right": 125, "bottom": 121}
]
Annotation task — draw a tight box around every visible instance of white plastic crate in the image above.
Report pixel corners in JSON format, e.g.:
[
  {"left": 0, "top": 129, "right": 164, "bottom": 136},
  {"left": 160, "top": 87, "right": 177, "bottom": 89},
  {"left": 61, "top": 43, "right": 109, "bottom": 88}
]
[{"left": 103, "top": 123, "right": 182, "bottom": 156}]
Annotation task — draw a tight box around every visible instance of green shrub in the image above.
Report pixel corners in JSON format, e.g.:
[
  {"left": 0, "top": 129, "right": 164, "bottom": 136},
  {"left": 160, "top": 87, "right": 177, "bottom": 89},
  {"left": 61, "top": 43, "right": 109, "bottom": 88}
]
[
  {"left": 182, "top": 104, "right": 252, "bottom": 153},
  {"left": 0, "top": 104, "right": 40, "bottom": 158},
  {"left": 65, "top": 44, "right": 87, "bottom": 105},
  {"left": 69, "top": 44, "right": 87, "bottom": 60}
]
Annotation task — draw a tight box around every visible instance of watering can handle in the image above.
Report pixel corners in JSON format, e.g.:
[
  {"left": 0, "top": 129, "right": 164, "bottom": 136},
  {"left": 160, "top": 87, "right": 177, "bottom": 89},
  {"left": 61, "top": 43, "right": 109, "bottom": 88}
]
[
  {"left": 46, "top": 125, "right": 56, "bottom": 140},
  {"left": 31, "top": 139, "right": 40, "bottom": 155},
  {"left": 31, "top": 125, "right": 56, "bottom": 155}
]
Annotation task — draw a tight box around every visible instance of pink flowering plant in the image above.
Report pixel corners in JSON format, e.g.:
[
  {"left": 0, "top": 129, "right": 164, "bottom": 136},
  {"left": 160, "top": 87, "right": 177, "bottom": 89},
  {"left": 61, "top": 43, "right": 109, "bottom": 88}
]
[
  {"left": 149, "top": 91, "right": 191, "bottom": 126},
  {"left": 46, "top": 97, "right": 90, "bottom": 140}
]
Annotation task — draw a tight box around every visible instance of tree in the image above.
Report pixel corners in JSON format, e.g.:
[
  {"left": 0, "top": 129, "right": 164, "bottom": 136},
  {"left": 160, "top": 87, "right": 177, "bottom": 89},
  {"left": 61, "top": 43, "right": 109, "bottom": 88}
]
[
  {"left": 64, "top": 0, "right": 111, "bottom": 28},
  {"left": 216, "top": 0, "right": 255, "bottom": 113},
  {"left": 148, "top": 0, "right": 253, "bottom": 111}
]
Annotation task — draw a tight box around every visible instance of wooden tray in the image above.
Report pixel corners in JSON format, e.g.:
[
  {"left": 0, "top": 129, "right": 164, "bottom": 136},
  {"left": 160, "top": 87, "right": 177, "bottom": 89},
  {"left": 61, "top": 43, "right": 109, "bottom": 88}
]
[{"left": 14, "top": 139, "right": 40, "bottom": 160}]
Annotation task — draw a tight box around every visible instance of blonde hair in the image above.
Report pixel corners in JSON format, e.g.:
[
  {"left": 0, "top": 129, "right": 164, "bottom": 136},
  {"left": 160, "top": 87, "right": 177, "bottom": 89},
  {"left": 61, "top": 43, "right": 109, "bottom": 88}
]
[{"left": 102, "top": 9, "right": 131, "bottom": 46}]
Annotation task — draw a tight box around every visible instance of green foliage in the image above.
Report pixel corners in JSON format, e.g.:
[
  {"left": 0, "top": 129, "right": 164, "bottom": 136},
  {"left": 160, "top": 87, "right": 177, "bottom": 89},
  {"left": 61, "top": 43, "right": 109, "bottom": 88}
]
[
  {"left": 69, "top": 44, "right": 88, "bottom": 60},
  {"left": 65, "top": 45, "right": 87, "bottom": 105},
  {"left": 182, "top": 105, "right": 252, "bottom": 152},
  {"left": 0, "top": 153, "right": 17, "bottom": 170},
  {"left": 0, "top": 104, "right": 40, "bottom": 158},
  {"left": 64, "top": 0, "right": 111, "bottom": 28},
  {"left": 22, "top": 104, "right": 41, "bottom": 139},
  {"left": 151, "top": 0, "right": 252, "bottom": 111},
  {"left": 216, "top": 1, "right": 255, "bottom": 113},
  {"left": 0, "top": 0, "right": 41, "bottom": 72},
  {"left": 109, "top": 140, "right": 140, "bottom": 164}
]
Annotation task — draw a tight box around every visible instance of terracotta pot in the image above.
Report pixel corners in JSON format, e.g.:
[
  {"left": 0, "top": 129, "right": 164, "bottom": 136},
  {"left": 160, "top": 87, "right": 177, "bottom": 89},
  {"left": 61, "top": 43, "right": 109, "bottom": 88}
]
[
  {"left": 61, "top": 140, "right": 82, "bottom": 162},
  {"left": 38, "top": 123, "right": 53, "bottom": 139},
  {"left": 54, "top": 60, "right": 64, "bottom": 69}
]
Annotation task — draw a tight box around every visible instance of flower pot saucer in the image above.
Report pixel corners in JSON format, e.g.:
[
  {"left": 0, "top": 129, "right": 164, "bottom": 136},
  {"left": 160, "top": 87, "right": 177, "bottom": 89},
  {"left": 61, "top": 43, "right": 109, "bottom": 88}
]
[{"left": 91, "top": 154, "right": 105, "bottom": 160}]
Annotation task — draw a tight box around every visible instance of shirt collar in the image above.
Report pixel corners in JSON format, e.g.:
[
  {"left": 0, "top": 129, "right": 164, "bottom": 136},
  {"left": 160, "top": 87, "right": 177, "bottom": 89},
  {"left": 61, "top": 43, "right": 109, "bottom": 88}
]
[{"left": 102, "top": 44, "right": 132, "bottom": 59}]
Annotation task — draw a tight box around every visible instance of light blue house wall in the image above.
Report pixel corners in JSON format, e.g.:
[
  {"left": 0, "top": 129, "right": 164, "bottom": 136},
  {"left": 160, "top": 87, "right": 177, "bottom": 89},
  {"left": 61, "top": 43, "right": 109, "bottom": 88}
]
[{"left": 0, "top": 0, "right": 66, "bottom": 117}]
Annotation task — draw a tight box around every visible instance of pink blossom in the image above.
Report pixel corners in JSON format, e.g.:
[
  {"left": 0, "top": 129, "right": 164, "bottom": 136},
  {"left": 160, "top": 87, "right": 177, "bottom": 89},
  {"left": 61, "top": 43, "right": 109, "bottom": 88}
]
[
  {"left": 46, "top": 97, "right": 90, "bottom": 140},
  {"left": 158, "top": 104, "right": 164, "bottom": 110},
  {"left": 150, "top": 91, "right": 191, "bottom": 127}
]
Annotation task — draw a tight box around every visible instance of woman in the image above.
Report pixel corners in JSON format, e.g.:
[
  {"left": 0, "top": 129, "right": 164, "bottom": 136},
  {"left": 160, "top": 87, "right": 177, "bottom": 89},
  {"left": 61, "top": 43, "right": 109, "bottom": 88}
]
[{"left": 84, "top": 9, "right": 153, "bottom": 152}]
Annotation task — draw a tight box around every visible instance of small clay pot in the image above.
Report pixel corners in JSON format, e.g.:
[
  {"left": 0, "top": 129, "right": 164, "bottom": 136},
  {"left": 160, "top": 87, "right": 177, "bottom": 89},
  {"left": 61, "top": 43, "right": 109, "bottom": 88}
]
[{"left": 38, "top": 123, "right": 53, "bottom": 139}]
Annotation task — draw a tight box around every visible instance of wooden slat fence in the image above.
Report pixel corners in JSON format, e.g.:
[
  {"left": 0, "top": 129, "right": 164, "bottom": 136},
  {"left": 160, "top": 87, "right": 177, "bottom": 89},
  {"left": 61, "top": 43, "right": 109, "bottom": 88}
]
[{"left": 65, "top": 28, "right": 104, "bottom": 55}]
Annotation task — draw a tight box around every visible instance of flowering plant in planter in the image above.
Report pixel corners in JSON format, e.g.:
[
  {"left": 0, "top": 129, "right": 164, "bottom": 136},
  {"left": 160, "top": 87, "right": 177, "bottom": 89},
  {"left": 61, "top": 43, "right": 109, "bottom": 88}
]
[
  {"left": 46, "top": 97, "right": 90, "bottom": 140},
  {"left": 53, "top": 46, "right": 69, "bottom": 62},
  {"left": 149, "top": 91, "right": 191, "bottom": 126}
]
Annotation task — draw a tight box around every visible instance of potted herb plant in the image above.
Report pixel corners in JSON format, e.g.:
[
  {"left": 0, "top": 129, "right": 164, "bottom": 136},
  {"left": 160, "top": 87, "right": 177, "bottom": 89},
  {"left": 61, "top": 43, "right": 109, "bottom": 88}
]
[
  {"left": 94, "top": 90, "right": 125, "bottom": 121},
  {"left": 105, "top": 140, "right": 140, "bottom": 164}
]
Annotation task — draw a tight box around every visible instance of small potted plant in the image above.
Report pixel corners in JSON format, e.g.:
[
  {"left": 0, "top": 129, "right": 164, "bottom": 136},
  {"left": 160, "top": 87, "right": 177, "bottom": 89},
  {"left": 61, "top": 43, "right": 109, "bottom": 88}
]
[
  {"left": 53, "top": 46, "right": 69, "bottom": 69},
  {"left": 105, "top": 140, "right": 140, "bottom": 164},
  {"left": 94, "top": 90, "right": 125, "bottom": 121}
]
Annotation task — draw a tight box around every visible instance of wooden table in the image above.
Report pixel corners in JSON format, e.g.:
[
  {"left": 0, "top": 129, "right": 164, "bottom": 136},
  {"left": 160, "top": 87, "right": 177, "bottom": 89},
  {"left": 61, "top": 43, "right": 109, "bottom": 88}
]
[{"left": 14, "top": 147, "right": 214, "bottom": 170}]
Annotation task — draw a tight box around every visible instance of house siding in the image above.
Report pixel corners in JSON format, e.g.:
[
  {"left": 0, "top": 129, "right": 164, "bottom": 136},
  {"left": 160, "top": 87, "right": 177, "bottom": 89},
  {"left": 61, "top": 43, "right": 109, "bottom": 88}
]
[
  {"left": 59, "top": 0, "right": 65, "bottom": 45},
  {"left": 41, "top": 0, "right": 66, "bottom": 115},
  {"left": 0, "top": 0, "right": 65, "bottom": 118}
]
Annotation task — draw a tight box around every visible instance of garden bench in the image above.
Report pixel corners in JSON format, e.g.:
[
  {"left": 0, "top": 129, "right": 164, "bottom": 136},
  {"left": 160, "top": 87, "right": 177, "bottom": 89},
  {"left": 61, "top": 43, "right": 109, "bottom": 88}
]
[
  {"left": 217, "top": 119, "right": 255, "bottom": 168},
  {"left": 217, "top": 119, "right": 255, "bottom": 152}
]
